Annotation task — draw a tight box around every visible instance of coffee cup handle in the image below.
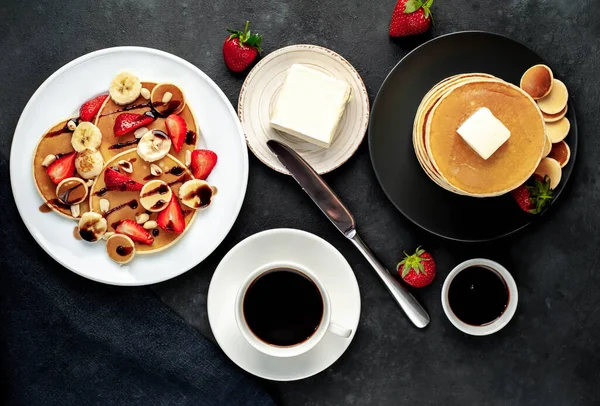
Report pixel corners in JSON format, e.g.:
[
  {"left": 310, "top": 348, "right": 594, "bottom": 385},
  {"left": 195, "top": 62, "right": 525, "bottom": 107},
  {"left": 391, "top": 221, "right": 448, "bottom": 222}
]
[{"left": 328, "top": 322, "right": 352, "bottom": 338}]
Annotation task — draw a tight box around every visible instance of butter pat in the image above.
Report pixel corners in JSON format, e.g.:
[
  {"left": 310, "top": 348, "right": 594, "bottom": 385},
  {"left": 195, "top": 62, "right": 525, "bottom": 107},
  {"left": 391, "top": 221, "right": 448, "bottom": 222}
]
[
  {"left": 270, "top": 64, "right": 352, "bottom": 148},
  {"left": 457, "top": 107, "right": 511, "bottom": 160}
]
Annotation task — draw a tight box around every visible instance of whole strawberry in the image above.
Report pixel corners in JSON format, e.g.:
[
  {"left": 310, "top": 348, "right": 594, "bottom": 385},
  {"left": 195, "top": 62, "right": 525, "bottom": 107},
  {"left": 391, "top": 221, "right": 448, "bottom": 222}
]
[
  {"left": 389, "top": 0, "right": 435, "bottom": 37},
  {"left": 397, "top": 247, "right": 436, "bottom": 288},
  {"left": 511, "top": 174, "right": 553, "bottom": 214},
  {"left": 223, "top": 21, "right": 263, "bottom": 73}
]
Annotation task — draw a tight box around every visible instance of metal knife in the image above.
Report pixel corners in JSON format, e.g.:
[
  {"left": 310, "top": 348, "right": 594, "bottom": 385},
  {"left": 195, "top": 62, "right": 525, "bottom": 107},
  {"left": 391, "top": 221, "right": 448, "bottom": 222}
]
[{"left": 267, "top": 140, "right": 430, "bottom": 328}]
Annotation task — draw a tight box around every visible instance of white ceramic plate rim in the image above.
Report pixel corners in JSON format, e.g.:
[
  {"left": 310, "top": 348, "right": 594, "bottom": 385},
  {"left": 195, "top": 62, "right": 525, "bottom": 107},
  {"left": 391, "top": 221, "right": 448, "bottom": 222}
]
[
  {"left": 10, "top": 46, "right": 248, "bottom": 286},
  {"left": 207, "top": 228, "right": 361, "bottom": 381},
  {"left": 238, "top": 44, "right": 370, "bottom": 175}
]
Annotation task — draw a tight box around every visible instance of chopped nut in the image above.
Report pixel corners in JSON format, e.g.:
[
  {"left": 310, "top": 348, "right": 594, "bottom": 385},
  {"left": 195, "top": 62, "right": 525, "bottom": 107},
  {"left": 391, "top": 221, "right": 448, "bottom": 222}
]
[
  {"left": 86, "top": 179, "right": 95, "bottom": 187},
  {"left": 99, "top": 199, "right": 110, "bottom": 213},
  {"left": 67, "top": 120, "right": 77, "bottom": 131},
  {"left": 143, "top": 220, "right": 158, "bottom": 230},
  {"left": 41, "top": 154, "right": 57, "bottom": 167},
  {"left": 162, "top": 92, "right": 173, "bottom": 104},
  {"left": 102, "top": 231, "right": 115, "bottom": 241},
  {"left": 70, "top": 204, "right": 80, "bottom": 218},
  {"left": 185, "top": 150, "right": 192, "bottom": 167},
  {"left": 134, "top": 127, "right": 148, "bottom": 139},
  {"left": 135, "top": 213, "right": 150, "bottom": 224},
  {"left": 140, "top": 88, "right": 151, "bottom": 100},
  {"left": 118, "top": 160, "right": 133, "bottom": 173},
  {"left": 150, "top": 164, "right": 163, "bottom": 176}
]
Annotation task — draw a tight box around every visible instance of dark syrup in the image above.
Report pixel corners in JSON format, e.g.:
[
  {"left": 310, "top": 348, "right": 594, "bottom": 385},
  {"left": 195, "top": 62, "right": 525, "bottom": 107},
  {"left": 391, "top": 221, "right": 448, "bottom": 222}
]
[
  {"left": 152, "top": 229, "right": 160, "bottom": 237},
  {"left": 448, "top": 266, "right": 509, "bottom": 326},
  {"left": 39, "top": 199, "right": 70, "bottom": 213},
  {"left": 243, "top": 268, "right": 323, "bottom": 346},
  {"left": 150, "top": 200, "right": 167, "bottom": 210},
  {"left": 103, "top": 199, "right": 138, "bottom": 219},
  {"left": 141, "top": 183, "right": 169, "bottom": 197},
  {"left": 116, "top": 246, "right": 133, "bottom": 256},
  {"left": 185, "top": 130, "right": 197, "bottom": 145},
  {"left": 109, "top": 138, "right": 140, "bottom": 150},
  {"left": 166, "top": 166, "right": 185, "bottom": 176},
  {"left": 94, "top": 187, "right": 108, "bottom": 197},
  {"left": 182, "top": 184, "right": 212, "bottom": 208},
  {"left": 57, "top": 182, "right": 85, "bottom": 205}
]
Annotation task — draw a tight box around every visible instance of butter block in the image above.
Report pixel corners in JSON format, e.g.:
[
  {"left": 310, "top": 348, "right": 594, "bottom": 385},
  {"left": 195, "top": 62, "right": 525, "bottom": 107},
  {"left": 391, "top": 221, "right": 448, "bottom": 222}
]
[
  {"left": 457, "top": 107, "right": 511, "bottom": 160},
  {"left": 270, "top": 64, "right": 352, "bottom": 148}
]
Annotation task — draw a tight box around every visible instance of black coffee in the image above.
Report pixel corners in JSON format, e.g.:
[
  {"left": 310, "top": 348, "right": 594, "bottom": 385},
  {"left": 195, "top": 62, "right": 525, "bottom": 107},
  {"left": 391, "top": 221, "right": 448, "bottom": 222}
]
[
  {"left": 243, "top": 268, "right": 323, "bottom": 346},
  {"left": 448, "top": 266, "right": 509, "bottom": 326}
]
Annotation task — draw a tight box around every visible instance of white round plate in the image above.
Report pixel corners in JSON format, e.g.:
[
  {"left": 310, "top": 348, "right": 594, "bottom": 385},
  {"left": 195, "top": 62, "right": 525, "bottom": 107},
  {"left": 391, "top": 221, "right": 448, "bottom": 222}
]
[
  {"left": 10, "top": 47, "right": 248, "bottom": 286},
  {"left": 207, "top": 228, "right": 361, "bottom": 381},
  {"left": 238, "top": 44, "right": 370, "bottom": 175}
]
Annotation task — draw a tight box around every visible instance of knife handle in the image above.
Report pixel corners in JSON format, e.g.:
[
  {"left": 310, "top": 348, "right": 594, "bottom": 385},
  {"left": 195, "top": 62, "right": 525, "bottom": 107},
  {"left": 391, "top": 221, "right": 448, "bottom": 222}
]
[{"left": 349, "top": 232, "right": 430, "bottom": 328}]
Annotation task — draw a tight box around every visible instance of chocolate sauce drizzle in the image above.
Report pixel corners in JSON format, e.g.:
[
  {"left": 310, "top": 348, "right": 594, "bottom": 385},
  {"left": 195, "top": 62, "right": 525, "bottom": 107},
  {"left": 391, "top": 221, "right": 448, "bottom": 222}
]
[
  {"left": 109, "top": 138, "right": 140, "bottom": 150},
  {"left": 116, "top": 246, "right": 133, "bottom": 256},
  {"left": 103, "top": 199, "right": 138, "bottom": 219},
  {"left": 185, "top": 131, "right": 197, "bottom": 146},
  {"left": 57, "top": 182, "right": 85, "bottom": 205}
]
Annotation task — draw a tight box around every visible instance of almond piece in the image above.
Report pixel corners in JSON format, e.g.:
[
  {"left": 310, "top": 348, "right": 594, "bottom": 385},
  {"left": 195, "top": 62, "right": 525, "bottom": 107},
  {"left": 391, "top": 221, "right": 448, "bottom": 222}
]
[
  {"left": 134, "top": 127, "right": 149, "bottom": 139},
  {"left": 102, "top": 231, "right": 115, "bottom": 241},
  {"left": 135, "top": 213, "right": 150, "bottom": 224},
  {"left": 185, "top": 150, "right": 192, "bottom": 167},
  {"left": 143, "top": 220, "right": 158, "bottom": 230},
  {"left": 67, "top": 120, "right": 77, "bottom": 131},
  {"left": 70, "top": 204, "right": 81, "bottom": 218},
  {"left": 42, "top": 154, "right": 57, "bottom": 167},
  {"left": 140, "top": 88, "right": 151, "bottom": 100},
  {"left": 118, "top": 160, "right": 134, "bottom": 173},
  {"left": 162, "top": 92, "right": 173, "bottom": 104},
  {"left": 99, "top": 199, "right": 110, "bottom": 213},
  {"left": 150, "top": 164, "right": 163, "bottom": 176}
]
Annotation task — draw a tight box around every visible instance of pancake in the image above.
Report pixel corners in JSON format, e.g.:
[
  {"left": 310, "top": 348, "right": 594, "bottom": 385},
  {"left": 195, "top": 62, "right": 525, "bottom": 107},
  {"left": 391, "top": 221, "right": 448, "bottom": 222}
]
[
  {"left": 95, "top": 82, "right": 198, "bottom": 164},
  {"left": 425, "top": 79, "right": 546, "bottom": 196},
  {"left": 413, "top": 74, "right": 497, "bottom": 193},
  {"left": 33, "top": 119, "right": 91, "bottom": 219},
  {"left": 89, "top": 150, "right": 198, "bottom": 254}
]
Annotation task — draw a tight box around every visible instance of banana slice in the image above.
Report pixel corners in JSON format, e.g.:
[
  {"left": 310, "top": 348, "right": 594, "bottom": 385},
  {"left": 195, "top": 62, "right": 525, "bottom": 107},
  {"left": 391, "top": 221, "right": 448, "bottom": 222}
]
[
  {"left": 179, "top": 179, "right": 216, "bottom": 209},
  {"left": 78, "top": 212, "right": 108, "bottom": 242},
  {"left": 71, "top": 122, "right": 102, "bottom": 152},
  {"left": 137, "top": 130, "right": 172, "bottom": 162},
  {"left": 75, "top": 148, "right": 105, "bottom": 179},
  {"left": 109, "top": 72, "right": 142, "bottom": 105}
]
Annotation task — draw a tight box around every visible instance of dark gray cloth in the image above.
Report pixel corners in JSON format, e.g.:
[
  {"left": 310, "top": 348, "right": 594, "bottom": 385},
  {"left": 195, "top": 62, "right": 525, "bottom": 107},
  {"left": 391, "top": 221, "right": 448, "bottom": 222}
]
[{"left": 0, "top": 262, "right": 274, "bottom": 406}]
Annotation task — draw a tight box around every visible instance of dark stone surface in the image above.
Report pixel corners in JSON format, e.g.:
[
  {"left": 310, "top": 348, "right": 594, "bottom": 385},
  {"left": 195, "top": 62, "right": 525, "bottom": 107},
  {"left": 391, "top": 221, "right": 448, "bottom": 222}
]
[{"left": 2, "top": 0, "right": 599, "bottom": 404}]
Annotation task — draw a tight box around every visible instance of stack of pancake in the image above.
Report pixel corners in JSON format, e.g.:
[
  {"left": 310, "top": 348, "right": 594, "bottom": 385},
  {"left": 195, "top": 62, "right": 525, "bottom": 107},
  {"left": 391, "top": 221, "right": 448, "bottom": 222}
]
[{"left": 413, "top": 74, "right": 547, "bottom": 197}]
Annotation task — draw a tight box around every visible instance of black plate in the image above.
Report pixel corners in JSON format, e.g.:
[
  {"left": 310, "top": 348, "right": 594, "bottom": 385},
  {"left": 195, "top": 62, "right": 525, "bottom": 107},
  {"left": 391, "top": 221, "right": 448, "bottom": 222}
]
[{"left": 369, "top": 31, "right": 577, "bottom": 242}]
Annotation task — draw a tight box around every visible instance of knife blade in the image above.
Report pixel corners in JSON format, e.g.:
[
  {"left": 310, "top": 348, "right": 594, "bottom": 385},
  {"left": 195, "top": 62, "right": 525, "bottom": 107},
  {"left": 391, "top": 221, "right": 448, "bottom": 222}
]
[{"left": 267, "top": 140, "right": 430, "bottom": 328}]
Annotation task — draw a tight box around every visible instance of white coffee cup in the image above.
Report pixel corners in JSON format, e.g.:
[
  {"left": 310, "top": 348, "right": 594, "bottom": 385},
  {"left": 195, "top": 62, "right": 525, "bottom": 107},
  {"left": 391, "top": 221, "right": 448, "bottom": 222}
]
[
  {"left": 234, "top": 262, "right": 352, "bottom": 357},
  {"left": 441, "top": 258, "right": 518, "bottom": 336}
]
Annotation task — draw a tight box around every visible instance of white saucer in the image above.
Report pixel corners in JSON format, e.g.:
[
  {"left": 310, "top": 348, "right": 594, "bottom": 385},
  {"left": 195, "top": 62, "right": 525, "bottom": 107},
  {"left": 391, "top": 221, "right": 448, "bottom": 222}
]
[
  {"left": 207, "top": 229, "right": 361, "bottom": 381},
  {"left": 238, "top": 44, "right": 370, "bottom": 175}
]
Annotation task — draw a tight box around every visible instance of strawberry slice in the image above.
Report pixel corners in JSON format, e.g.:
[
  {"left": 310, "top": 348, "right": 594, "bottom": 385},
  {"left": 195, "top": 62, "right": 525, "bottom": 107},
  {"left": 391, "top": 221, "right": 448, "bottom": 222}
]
[
  {"left": 79, "top": 94, "right": 109, "bottom": 122},
  {"left": 46, "top": 152, "right": 76, "bottom": 185},
  {"left": 113, "top": 113, "right": 155, "bottom": 137},
  {"left": 104, "top": 168, "right": 144, "bottom": 191},
  {"left": 157, "top": 195, "right": 186, "bottom": 233},
  {"left": 165, "top": 114, "right": 187, "bottom": 152},
  {"left": 115, "top": 219, "right": 154, "bottom": 245},
  {"left": 190, "top": 150, "right": 218, "bottom": 180}
]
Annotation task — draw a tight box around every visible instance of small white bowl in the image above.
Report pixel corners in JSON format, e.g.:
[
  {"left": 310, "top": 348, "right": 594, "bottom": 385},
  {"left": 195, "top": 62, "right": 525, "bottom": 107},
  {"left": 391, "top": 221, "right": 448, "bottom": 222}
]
[{"left": 441, "top": 259, "right": 518, "bottom": 336}]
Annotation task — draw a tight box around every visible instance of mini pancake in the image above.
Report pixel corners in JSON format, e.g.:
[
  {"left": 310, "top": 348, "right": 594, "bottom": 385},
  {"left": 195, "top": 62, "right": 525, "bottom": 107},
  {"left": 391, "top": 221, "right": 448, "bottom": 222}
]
[
  {"left": 106, "top": 233, "right": 136, "bottom": 264},
  {"left": 150, "top": 83, "right": 186, "bottom": 115},
  {"left": 537, "top": 79, "right": 568, "bottom": 115},
  {"left": 546, "top": 117, "right": 570, "bottom": 143},
  {"left": 542, "top": 104, "right": 568, "bottom": 123},
  {"left": 520, "top": 65, "right": 553, "bottom": 99},
  {"left": 425, "top": 79, "right": 546, "bottom": 197},
  {"left": 89, "top": 150, "right": 197, "bottom": 254},
  {"left": 95, "top": 82, "right": 199, "bottom": 164},
  {"left": 33, "top": 119, "right": 91, "bottom": 219},
  {"left": 534, "top": 157, "right": 562, "bottom": 189},
  {"left": 548, "top": 141, "right": 571, "bottom": 168}
]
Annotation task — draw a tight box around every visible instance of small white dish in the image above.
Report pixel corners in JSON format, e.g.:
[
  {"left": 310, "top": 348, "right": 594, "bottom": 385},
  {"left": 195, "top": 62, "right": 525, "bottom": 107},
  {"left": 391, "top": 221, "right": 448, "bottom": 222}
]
[
  {"left": 208, "top": 228, "right": 361, "bottom": 381},
  {"left": 441, "top": 258, "right": 518, "bottom": 336},
  {"left": 238, "top": 44, "right": 370, "bottom": 175},
  {"left": 10, "top": 47, "right": 248, "bottom": 286}
]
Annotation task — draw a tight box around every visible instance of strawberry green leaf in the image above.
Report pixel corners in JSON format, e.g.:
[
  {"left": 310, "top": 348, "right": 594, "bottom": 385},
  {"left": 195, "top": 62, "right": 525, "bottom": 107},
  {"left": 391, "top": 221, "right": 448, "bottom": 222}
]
[{"left": 404, "top": 0, "right": 423, "bottom": 14}]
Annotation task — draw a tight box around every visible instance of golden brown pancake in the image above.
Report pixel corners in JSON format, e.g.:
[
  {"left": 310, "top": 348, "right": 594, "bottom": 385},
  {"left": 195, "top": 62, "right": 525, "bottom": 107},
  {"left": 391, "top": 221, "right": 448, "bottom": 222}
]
[
  {"left": 95, "top": 82, "right": 198, "bottom": 164},
  {"left": 425, "top": 79, "right": 546, "bottom": 196},
  {"left": 89, "top": 150, "right": 197, "bottom": 254},
  {"left": 33, "top": 119, "right": 91, "bottom": 218}
]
